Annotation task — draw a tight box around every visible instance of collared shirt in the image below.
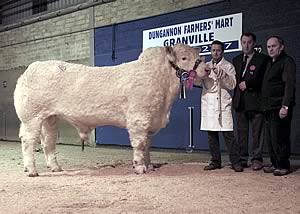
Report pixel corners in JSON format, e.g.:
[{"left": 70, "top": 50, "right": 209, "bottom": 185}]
[{"left": 242, "top": 51, "right": 255, "bottom": 77}]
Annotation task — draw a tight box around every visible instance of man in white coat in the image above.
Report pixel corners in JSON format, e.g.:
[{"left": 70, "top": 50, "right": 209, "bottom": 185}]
[{"left": 200, "top": 40, "right": 243, "bottom": 172}]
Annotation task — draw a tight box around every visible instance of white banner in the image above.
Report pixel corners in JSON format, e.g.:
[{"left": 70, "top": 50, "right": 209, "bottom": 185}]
[{"left": 143, "top": 13, "right": 242, "bottom": 54}]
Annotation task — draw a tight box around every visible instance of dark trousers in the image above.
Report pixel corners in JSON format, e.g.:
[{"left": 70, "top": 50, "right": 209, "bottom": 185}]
[
  {"left": 236, "top": 110, "right": 264, "bottom": 162},
  {"left": 264, "top": 109, "right": 292, "bottom": 170},
  {"left": 207, "top": 131, "right": 240, "bottom": 165}
]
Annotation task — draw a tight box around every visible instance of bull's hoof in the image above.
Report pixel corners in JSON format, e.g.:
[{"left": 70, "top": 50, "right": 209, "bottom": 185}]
[
  {"left": 148, "top": 164, "right": 154, "bottom": 171},
  {"left": 134, "top": 165, "right": 147, "bottom": 174},
  {"left": 51, "top": 166, "right": 63, "bottom": 172},
  {"left": 28, "top": 172, "right": 39, "bottom": 177}
]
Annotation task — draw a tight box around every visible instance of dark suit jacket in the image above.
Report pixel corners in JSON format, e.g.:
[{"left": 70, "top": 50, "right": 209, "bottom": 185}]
[
  {"left": 232, "top": 51, "right": 269, "bottom": 111},
  {"left": 261, "top": 52, "right": 296, "bottom": 110}
]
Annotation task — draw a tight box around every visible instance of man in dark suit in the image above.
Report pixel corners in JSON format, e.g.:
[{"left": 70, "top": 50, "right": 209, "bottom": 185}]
[
  {"left": 261, "top": 36, "right": 296, "bottom": 176},
  {"left": 232, "top": 33, "right": 269, "bottom": 170}
]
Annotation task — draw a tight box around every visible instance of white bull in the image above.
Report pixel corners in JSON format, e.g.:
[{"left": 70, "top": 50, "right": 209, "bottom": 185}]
[{"left": 14, "top": 43, "right": 208, "bottom": 177}]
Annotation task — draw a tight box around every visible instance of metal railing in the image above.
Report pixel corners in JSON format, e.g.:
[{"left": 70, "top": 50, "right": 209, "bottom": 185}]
[
  {"left": 0, "top": 0, "right": 115, "bottom": 32},
  {"left": 0, "top": 0, "right": 90, "bottom": 26}
]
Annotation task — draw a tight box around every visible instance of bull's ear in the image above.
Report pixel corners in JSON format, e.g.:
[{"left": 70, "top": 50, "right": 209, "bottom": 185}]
[
  {"left": 165, "top": 46, "right": 176, "bottom": 62},
  {"left": 195, "top": 47, "right": 201, "bottom": 54}
]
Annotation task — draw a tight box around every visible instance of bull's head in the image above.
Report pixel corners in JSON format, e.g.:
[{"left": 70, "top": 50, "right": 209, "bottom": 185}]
[
  {"left": 165, "top": 43, "right": 209, "bottom": 98},
  {"left": 166, "top": 43, "right": 208, "bottom": 78}
]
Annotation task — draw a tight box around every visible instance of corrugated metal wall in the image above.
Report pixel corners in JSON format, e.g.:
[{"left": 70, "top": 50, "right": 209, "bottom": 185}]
[{"left": 0, "top": 67, "right": 25, "bottom": 141}]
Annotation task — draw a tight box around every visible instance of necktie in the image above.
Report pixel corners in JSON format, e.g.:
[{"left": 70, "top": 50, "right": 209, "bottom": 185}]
[{"left": 241, "top": 55, "right": 249, "bottom": 77}]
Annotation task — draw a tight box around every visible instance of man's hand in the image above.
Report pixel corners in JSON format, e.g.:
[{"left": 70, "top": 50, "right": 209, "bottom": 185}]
[
  {"left": 239, "top": 81, "right": 247, "bottom": 91},
  {"left": 279, "top": 106, "right": 288, "bottom": 119},
  {"left": 211, "top": 65, "right": 227, "bottom": 79}
]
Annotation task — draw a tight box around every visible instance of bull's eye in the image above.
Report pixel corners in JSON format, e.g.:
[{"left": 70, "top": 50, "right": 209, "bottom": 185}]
[{"left": 182, "top": 57, "right": 187, "bottom": 60}]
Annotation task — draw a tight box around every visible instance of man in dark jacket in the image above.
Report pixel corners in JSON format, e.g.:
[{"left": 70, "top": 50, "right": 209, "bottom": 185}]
[
  {"left": 232, "top": 33, "right": 269, "bottom": 170},
  {"left": 262, "top": 36, "right": 296, "bottom": 176}
]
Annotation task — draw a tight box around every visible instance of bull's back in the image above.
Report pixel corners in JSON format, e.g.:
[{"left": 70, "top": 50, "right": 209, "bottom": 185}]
[{"left": 14, "top": 60, "right": 130, "bottom": 122}]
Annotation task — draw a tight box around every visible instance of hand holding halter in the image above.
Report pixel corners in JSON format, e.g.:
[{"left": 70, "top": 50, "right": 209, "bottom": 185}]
[{"left": 211, "top": 63, "right": 226, "bottom": 80}]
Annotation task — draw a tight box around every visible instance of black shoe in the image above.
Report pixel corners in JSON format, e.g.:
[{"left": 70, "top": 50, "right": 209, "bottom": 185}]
[
  {"left": 251, "top": 160, "right": 263, "bottom": 171},
  {"left": 232, "top": 163, "right": 244, "bottom": 172},
  {"left": 204, "top": 163, "right": 221, "bottom": 170},
  {"left": 240, "top": 160, "right": 249, "bottom": 168},
  {"left": 263, "top": 166, "right": 276, "bottom": 173},
  {"left": 273, "top": 169, "right": 290, "bottom": 176}
]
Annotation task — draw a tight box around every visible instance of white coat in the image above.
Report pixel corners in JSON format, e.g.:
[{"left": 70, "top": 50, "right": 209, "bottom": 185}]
[{"left": 200, "top": 57, "right": 236, "bottom": 131}]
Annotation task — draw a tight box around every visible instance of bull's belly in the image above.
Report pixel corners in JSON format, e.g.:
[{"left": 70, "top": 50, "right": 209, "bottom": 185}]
[
  {"left": 59, "top": 114, "right": 127, "bottom": 130},
  {"left": 54, "top": 106, "right": 170, "bottom": 135}
]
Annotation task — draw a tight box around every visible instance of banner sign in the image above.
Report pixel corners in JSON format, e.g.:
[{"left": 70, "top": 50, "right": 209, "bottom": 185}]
[{"left": 143, "top": 13, "right": 242, "bottom": 54}]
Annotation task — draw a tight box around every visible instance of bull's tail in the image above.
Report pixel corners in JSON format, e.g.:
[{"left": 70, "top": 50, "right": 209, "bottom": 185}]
[
  {"left": 19, "top": 123, "right": 24, "bottom": 139},
  {"left": 13, "top": 73, "right": 28, "bottom": 122},
  {"left": 13, "top": 62, "right": 40, "bottom": 121}
]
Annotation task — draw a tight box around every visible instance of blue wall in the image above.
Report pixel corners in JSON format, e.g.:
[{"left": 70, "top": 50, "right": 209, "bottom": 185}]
[{"left": 94, "top": 0, "right": 300, "bottom": 152}]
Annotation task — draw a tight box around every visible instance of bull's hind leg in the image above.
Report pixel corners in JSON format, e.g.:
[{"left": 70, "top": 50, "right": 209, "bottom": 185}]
[
  {"left": 40, "top": 116, "right": 62, "bottom": 172},
  {"left": 19, "top": 121, "right": 42, "bottom": 177}
]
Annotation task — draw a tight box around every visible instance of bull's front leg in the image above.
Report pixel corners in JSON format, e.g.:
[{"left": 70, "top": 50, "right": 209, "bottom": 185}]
[
  {"left": 128, "top": 129, "right": 150, "bottom": 174},
  {"left": 144, "top": 139, "right": 152, "bottom": 170},
  {"left": 133, "top": 146, "right": 147, "bottom": 174}
]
